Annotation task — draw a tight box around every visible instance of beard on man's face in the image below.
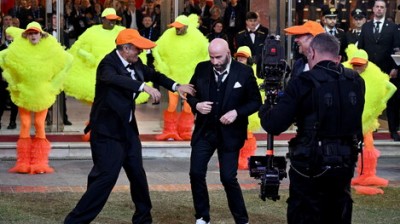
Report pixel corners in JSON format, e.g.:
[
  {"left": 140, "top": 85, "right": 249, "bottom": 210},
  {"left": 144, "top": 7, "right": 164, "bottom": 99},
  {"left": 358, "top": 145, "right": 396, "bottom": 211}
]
[{"left": 213, "top": 54, "right": 230, "bottom": 72}]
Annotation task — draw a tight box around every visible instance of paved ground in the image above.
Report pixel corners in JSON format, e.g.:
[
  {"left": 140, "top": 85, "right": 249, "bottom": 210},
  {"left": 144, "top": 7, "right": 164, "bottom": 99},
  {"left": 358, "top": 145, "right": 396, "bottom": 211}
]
[{"left": 1, "top": 156, "right": 399, "bottom": 193}]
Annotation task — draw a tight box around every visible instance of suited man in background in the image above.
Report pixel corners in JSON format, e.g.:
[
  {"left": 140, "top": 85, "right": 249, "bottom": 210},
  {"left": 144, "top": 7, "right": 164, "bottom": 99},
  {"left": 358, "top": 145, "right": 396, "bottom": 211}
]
[
  {"left": 235, "top": 11, "right": 268, "bottom": 75},
  {"left": 187, "top": 38, "right": 262, "bottom": 224},
  {"left": 64, "top": 29, "right": 195, "bottom": 224},
  {"left": 358, "top": 0, "right": 400, "bottom": 141}
]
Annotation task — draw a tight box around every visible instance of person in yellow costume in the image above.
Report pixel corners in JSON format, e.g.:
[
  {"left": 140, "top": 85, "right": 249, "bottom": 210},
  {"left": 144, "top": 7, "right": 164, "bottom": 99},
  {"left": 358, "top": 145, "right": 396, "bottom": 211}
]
[
  {"left": 234, "top": 46, "right": 264, "bottom": 169},
  {"left": 343, "top": 44, "right": 396, "bottom": 194},
  {"left": 153, "top": 14, "right": 209, "bottom": 140},
  {"left": 63, "top": 8, "right": 126, "bottom": 104},
  {"left": 0, "top": 22, "right": 73, "bottom": 174}
]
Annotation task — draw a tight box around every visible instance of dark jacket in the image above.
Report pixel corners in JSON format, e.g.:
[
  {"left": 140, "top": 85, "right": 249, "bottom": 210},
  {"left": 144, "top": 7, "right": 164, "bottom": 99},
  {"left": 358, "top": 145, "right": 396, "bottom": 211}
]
[
  {"left": 88, "top": 49, "right": 176, "bottom": 140},
  {"left": 187, "top": 60, "right": 262, "bottom": 150}
]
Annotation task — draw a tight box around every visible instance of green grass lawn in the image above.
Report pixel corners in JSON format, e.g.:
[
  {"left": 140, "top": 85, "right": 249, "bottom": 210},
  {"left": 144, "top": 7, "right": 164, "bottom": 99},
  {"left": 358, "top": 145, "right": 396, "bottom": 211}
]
[{"left": 0, "top": 188, "right": 399, "bottom": 224}]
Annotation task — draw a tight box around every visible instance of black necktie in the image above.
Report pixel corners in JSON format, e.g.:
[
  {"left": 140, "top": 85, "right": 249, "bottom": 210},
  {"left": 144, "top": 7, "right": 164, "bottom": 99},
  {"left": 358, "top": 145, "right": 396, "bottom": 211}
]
[
  {"left": 217, "top": 71, "right": 227, "bottom": 86},
  {"left": 126, "top": 63, "right": 134, "bottom": 69},
  {"left": 374, "top": 21, "right": 381, "bottom": 40},
  {"left": 329, "top": 30, "right": 334, "bottom": 36}
]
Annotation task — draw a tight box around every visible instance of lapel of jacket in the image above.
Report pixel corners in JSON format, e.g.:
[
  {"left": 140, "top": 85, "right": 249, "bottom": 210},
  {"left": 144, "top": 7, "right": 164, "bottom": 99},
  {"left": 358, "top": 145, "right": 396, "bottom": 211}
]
[
  {"left": 203, "top": 63, "right": 213, "bottom": 101},
  {"left": 132, "top": 62, "right": 144, "bottom": 82},
  {"left": 111, "top": 50, "right": 132, "bottom": 78},
  {"left": 222, "top": 61, "right": 238, "bottom": 109}
]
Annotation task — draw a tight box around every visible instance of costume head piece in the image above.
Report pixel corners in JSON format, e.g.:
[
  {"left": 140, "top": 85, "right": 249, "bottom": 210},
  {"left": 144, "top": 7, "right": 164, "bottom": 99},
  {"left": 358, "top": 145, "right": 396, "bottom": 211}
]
[
  {"left": 234, "top": 46, "right": 252, "bottom": 58},
  {"left": 168, "top": 15, "right": 189, "bottom": 28},
  {"left": 24, "top": 22, "right": 43, "bottom": 34},
  {"left": 350, "top": 49, "right": 368, "bottom": 65},
  {"left": 351, "top": 8, "right": 366, "bottom": 20},
  {"left": 116, "top": 29, "right": 156, "bottom": 49},
  {"left": 102, "top": 8, "right": 121, "bottom": 20},
  {"left": 284, "top": 21, "right": 324, "bottom": 37}
]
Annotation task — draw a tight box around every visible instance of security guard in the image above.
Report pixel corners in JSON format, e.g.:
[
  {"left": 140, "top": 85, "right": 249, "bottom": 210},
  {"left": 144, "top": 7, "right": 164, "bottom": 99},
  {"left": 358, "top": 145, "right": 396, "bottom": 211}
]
[
  {"left": 322, "top": 6, "right": 346, "bottom": 60},
  {"left": 259, "top": 33, "right": 365, "bottom": 224},
  {"left": 343, "top": 8, "right": 367, "bottom": 46}
]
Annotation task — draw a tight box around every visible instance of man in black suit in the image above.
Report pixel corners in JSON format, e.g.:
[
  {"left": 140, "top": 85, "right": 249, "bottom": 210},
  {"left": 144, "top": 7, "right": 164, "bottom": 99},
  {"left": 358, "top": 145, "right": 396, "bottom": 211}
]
[
  {"left": 235, "top": 11, "right": 268, "bottom": 75},
  {"left": 358, "top": 0, "right": 400, "bottom": 141},
  {"left": 322, "top": 7, "right": 346, "bottom": 60},
  {"left": 187, "top": 38, "right": 262, "bottom": 224},
  {"left": 343, "top": 8, "right": 367, "bottom": 47},
  {"left": 64, "top": 29, "right": 195, "bottom": 224}
]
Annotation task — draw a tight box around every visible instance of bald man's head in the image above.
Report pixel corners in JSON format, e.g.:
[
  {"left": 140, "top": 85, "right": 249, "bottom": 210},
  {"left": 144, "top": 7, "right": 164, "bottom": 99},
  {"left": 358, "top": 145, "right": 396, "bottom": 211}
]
[{"left": 209, "top": 38, "right": 231, "bottom": 72}]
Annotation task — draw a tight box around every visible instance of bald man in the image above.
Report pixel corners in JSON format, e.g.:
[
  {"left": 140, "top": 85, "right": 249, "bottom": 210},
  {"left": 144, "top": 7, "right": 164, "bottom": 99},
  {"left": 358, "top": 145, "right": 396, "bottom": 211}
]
[{"left": 186, "top": 38, "right": 262, "bottom": 224}]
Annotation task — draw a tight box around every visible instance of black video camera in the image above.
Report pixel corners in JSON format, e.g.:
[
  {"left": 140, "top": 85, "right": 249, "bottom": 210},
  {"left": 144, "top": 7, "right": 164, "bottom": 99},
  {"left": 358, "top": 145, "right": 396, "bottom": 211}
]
[
  {"left": 249, "top": 155, "right": 287, "bottom": 201},
  {"left": 258, "top": 35, "right": 290, "bottom": 105}
]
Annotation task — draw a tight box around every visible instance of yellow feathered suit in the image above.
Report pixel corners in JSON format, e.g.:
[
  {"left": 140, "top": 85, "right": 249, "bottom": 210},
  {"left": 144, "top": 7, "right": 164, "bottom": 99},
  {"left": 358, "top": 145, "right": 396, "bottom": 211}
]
[
  {"left": 343, "top": 44, "right": 396, "bottom": 194},
  {"left": 0, "top": 24, "right": 73, "bottom": 174},
  {"left": 153, "top": 15, "right": 209, "bottom": 140},
  {"left": 63, "top": 24, "right": 125, "bottom": 103}
]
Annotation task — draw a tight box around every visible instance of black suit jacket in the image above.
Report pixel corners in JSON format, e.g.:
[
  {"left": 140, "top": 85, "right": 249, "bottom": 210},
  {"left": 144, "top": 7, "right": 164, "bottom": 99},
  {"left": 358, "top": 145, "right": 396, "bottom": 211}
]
[
  {"left": 235, "top": 29, "right": 268, "bottom": 73},
  {"left": 358, "top": 19, "right": 400, "bottom": 74},
  {"left": 187, "top": 60, "right": 262, "bottom": 150},
  {"left": 87, "top": 49, "right": 175, "bottom": 140}
]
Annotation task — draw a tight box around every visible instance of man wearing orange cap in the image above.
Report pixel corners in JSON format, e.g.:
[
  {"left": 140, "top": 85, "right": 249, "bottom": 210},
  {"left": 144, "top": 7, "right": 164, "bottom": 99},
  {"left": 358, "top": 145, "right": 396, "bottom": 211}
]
[
  {"left": 152, "top": 14, "right": 209, "bottom": 141},
  {"left": 0, "top": 21, "right": 73, "bottom": 174},
  {"left": 284, "top": 20, "right": 325, "bottom": 79},
  {"left": 64, "top": 29, "right": 195, "bottom": 224},
  {"left": 259, "top": 34, "right": 365, "bottom": 224}
]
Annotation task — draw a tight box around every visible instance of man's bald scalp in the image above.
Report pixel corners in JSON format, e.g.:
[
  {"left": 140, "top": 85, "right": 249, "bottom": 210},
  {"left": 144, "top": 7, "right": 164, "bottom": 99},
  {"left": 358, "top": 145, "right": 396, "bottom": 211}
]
[{"left": 209, "top": 38, "right": 230, "bottom": 54}]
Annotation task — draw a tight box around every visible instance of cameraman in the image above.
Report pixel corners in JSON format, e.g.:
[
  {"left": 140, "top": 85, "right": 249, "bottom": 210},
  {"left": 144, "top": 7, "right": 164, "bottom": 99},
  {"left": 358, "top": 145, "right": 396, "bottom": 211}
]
[{"left": 259, "top": 33, "right": 365, "bottom": 224}]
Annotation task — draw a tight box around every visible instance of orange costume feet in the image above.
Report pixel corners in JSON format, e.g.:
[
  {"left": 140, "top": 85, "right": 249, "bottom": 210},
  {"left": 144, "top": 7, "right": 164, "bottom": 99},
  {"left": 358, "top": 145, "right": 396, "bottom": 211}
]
[
  {"left": 30, "top": 137, "right": 54, "bottom": 174},
  {"left": 177, "top": 111, "right": 194, "bottom": 140},
  {"left": 9, "top": 138, "right": 32, "bottom": 174},
  {"left": 238, "top": 132, "right": 257, "bottom": 170},
  {"left": 352, "top": 132, "right": 388, "bottom": 195},
  {"left": 156, "top": 111, "right": 182, "bottom": 141}
]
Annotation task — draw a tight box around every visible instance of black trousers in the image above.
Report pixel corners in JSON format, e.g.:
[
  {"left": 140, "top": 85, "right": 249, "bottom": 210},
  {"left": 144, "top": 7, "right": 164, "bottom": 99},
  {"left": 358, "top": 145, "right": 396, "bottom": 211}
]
[
  {"left": 0, "top": 80, "right": 18, "bottom": 124},
  {"left": 387, "top": 78, "right": 400, "bottom": 133},
  {"left": 64, "top": 130, "right": 152, "bottom": 224},
  {"left": 189, "top": 132, "right": 248, "bottom": 224},
  {"left": 287, "top": 165, "right": 354, "bottom": 224}
]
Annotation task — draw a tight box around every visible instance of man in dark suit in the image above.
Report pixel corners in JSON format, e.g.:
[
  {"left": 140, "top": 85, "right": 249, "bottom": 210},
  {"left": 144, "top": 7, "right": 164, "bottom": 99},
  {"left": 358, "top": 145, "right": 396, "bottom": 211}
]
[
  {"left": 358, "top": 0, "right": 400, "bottom": 141},
  {"left": 64, "top": 29, "right": 195, "bottom": 224},
  {"left": 187, "top": 38, "right": 262, "bottom": 224},
  {"left": 343, "top": 8, "right": 367, "bottom": 47},
  {"left": 235, "top": 11, "right": 268, "bottom": 75},
  {"left": 322, "top": 7, "right": 346, "bottom": 60}
]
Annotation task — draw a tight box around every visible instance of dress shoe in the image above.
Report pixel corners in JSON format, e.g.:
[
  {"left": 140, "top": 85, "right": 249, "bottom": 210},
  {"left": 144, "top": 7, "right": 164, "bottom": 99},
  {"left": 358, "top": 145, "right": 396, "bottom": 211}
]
[
  {"left": 64, "top": 120, "right": 72, "bottom": 125},
  {"left": 7, "top": 121, "right": 16, "bottom": 130},
  {"left": 390, "top": 132, "right": 400, "bottom": 141}
]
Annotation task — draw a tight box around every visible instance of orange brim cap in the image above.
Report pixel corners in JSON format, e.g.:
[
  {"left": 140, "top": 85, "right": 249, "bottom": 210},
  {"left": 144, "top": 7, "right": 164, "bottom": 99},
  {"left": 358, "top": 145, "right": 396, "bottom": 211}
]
[
  {"left": 24, "top": 27, "right": 42, "bottom": 33},
  {"left": 168, "top": 21, "right": 185, "bottom": 28},
  {"left": 105, "top": 14, "right": 121, "bottom": 21},
  {"left": 284, "top": 21, "right": 324, "bottom": 37},
  {"left": 350, "top": 58, "right": 368, "bottom": 65},
  {"left": 234, "top": 52, "right": 250, "bottom": 58},
  {"left": 116, "top": 29, "right": 156, "bottom": 49}
]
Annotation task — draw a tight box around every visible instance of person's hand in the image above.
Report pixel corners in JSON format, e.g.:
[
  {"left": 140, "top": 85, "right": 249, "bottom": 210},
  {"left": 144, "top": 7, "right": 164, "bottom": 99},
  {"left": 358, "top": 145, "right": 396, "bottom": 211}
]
[
  {"left": 196, "top": 101, "right": 213, "bottom": 114},
  {"left": 143, "top": 84, "right": 161, "bottom": 104},
  {"left": 389, "top": 69, "right": 398, "bottom": 79},
  {"left": 177, "top": 84, "right": 196, "bottom": 100},
  {"left": 220, "top": 110, "right": 237, "bottom": 125}
]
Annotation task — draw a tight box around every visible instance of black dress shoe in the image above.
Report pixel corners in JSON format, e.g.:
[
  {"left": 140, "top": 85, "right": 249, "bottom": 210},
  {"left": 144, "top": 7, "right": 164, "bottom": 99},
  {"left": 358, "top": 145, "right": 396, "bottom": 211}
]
[
  {"left": 64, "top": 120, "right": 72, "bottom": 125},
  {"left": 7, "top": 122, "right": 16, "bottom": 130},
  {"left": 390, "top": 132, "right": 400, "bottom": 141}
]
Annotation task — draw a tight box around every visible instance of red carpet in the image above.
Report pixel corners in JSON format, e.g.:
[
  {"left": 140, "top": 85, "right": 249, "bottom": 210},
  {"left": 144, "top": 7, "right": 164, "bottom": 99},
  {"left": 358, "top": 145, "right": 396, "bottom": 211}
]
[{"left": 0, "top": 132, "right": 392, "bottom": 142}]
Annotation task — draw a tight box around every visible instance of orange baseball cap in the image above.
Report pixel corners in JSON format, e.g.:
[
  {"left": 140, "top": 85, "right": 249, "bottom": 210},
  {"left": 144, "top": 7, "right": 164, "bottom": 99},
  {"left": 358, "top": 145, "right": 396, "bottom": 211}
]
[
  {"left": 234, "top": 46, "right": 252, "bottom": 58},
  {"left": 116, "top": 29, "right": 156, "bottom": 49},
  {"left": 284, "top": 21, "right": 324, "bottom": 37},
  {"left": 350, "top": 49, "right": 368, "bottom": 65},
  {"left": 101, "top": 8, "right": 121, "bottom": 21},
  {"left": 23, "top": 22, "right": 43, "bottom": 34},
  {"left": 168, "top": 15, "right": 189, "bottom": 28}
]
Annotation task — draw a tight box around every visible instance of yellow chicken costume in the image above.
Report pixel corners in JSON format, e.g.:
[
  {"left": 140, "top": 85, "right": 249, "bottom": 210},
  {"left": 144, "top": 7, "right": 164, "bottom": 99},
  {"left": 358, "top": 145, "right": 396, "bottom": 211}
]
[
  {"left": 343, "top": 45, "right": 396, "bottom": 194},
  {"left": 152, "top": 14, "right": 209, "bottom": 140},
  {"left": 0, "top": 22, "right": 73, "bottom": 174},
  {"left": 234, "top": 46, "right": 263, "bottom": 169}
]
